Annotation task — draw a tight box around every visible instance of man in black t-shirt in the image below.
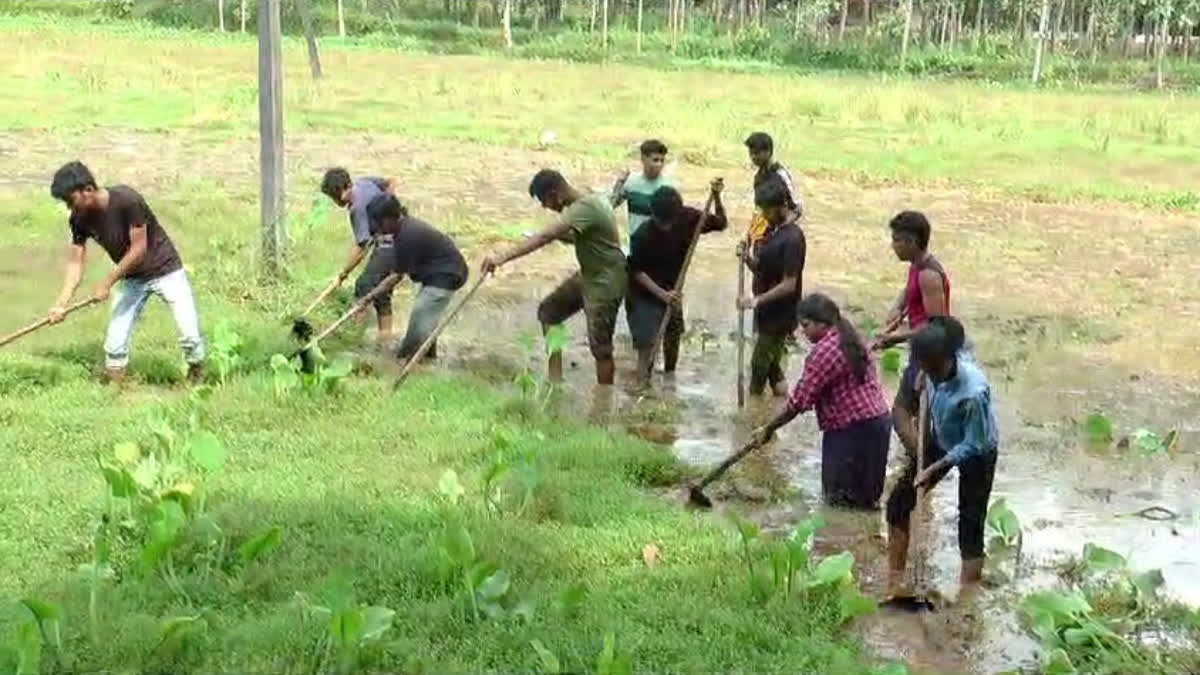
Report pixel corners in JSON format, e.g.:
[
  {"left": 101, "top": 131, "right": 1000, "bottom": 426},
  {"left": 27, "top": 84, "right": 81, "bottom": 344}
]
[
  {"left": 365, "top": 194, "right": 468, "bottom": 363},
  {"left": 626, "top": 180, "right": 726, "bottom": 382},
  {"left": 47, "top": 161, "right": 205, "bottom": 385},
  {"left": 736, "top": 176, "right": 805, "bottom": 397}
]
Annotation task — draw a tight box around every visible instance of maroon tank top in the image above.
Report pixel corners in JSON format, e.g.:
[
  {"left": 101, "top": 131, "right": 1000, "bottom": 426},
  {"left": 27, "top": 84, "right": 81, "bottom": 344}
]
[{"left": 905, "top": 254, "right": 950, "bottom": 328}]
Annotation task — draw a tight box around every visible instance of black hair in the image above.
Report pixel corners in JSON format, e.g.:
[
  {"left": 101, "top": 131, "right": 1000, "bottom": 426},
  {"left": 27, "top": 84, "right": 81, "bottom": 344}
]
[
  {"left": 797, "top": 293, "right": 869, "bottom": 382},
  {"left": 528, "top": 169, "right": 568, "bottom": 201},
  {"left": 366, "top": 193, "right": 408, "bottom": 224},
  {"left": 744, "top": 131, "right": 774, "bottom": 154},
  {"left": 753, "top": 175, "right": 790, "bottom": 209},
  {"left": 649, "top": 186, "right": 683, "bottom": 220},
  {"left": 50, "top": 161, "right": 96, "bottom": 203},
  {"left": 320, "top": 167, "right": 352, "bottom": 200},
  {"left": 889, "top": 210, "right": 931, "bottom": 250},
  {"left": 910, "top": 315, "right": 966, "bottom": 363},
  {"left": 639, "top": 139, "right": 668, "bottom": 156}
]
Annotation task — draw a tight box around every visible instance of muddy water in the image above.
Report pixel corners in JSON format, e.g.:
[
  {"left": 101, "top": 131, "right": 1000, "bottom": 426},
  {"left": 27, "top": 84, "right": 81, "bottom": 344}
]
[{"left": 424, "top": 231, "right": 1200, "bottom": 674}]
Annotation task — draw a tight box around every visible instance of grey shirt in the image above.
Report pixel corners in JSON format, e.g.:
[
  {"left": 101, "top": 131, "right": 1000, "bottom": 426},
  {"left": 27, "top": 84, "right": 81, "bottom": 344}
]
[{"left": 348, "top": 177, "right": 389, "bottom": 246}]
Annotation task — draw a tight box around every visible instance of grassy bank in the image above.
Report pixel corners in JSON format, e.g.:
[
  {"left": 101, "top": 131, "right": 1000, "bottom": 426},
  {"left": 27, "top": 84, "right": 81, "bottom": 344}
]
[{"left": 2, "top": 15, "right": 1199, "bottom": 213}]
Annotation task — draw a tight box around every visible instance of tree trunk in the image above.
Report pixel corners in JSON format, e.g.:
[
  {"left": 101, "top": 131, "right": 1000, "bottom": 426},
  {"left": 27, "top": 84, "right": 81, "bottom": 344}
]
[
  {"left": 636, "top": 0, "right": 643, "bottom": 53},
  {"left": 1050, "top": 0, "right": 1066, "bottom": 53},
  {"left": 590, "top": 0, "right": 597, "bottom": 32},
  {"left": 1032, "top": 0, "right": 1051, "bottom": 83},
  {"left": 218, "top": 0, "right": 225, "bottom": 31},
  {"left": 1157, "top": 12, "right": 1168, "bottom": 88},
  {"left": 864, "top": 0, "right": 872, "bottom": 34},
  {"left": 337, "top": 0, "right": 346, "bottom": 37},
  {"left": 601, "top": 0, "right": 608, "bottom": 49},
  {"left": 900, "top": 0, "right": 914, "bottom": 69},
  {"left": 240, "top": 0, "right": 246, "bottom": 32},
  {"left": 794, "top": 0, "right": 803, "bottom": 37},
  {"left": 1018, "top": 0, "right": 1027, "bottom": 41},
  {"left": 838, "top": 0, "right": 849, "bottom": 41},
  {"left": 503, "top": 0, "right": 513, "bottom": 47}
]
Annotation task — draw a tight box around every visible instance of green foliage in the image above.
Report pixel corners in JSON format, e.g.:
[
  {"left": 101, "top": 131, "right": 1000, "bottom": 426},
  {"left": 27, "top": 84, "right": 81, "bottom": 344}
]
[
  {"left": 880, "top": 348, "right": 903, "bottom": 375},
  {"left": 1083, "top": 413, "right": 1114, "bottom": 444},
  {"left": 529, "top": 632, "right": 632, "bottom": 675},
  {"left": 295, "top": 577, "right": 396, "bottom": 675},
  {"left": 270, "top": 351, "right": 355, "bottom": 397},
  {"left": 207, "top": 321, "right": 244, "bottom": 386}
]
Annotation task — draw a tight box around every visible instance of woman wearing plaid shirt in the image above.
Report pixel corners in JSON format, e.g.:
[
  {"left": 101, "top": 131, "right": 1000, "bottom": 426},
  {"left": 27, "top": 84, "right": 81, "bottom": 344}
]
[{"left": 752, "top": 294, "right": 891, "bottom": 509}]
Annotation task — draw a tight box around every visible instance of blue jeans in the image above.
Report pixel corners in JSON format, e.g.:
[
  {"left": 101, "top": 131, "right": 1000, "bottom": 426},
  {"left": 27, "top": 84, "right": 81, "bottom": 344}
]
[{"left": 104, "top": 268, "right": 205, "bottom": 369}]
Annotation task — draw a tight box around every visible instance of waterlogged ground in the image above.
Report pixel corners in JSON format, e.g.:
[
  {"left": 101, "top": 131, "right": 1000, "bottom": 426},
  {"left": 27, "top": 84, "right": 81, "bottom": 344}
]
[{"left": 3, "top": 129, "right": 1199, "bottom": 673}]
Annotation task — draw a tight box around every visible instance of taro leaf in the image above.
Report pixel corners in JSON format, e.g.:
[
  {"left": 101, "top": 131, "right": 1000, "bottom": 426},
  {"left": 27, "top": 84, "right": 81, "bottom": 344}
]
[
  {"left": 15, "top": 621, "right": 40, "bottom": 675},
  {"left": 731, "top": 515, "right": 760, "bottom": 543},
  {"left": 838, "top": 587, "right": 877, "bottom": 622},
  {"left": 140, "top": 501, "right": 187, "bottom": 571},
  {"left": 771, "top": 547, "right": 789, "bottom": 589},
  {"left": 555, "top": 582, "right": 588, "bottom": 616},
  {"left": 1044, "top": 648, "right": 1076, "bottom": 675},
  {"left": 482, "top": 458, "right": 511, "bottom": 491},
  {"left": 596, "top": 632, "right": 632, "bottom": 675},
  {"left": 1082, "top": 543, "right": 1127, "bottom": 574},
  {"left": 544, "top": 324, "right": 570, "bottom": 356},
  {"left": 986, "top": 498, "right": 1022, "bottom": 543},
  {"left": 322, "top": 355, "right": 354, "bottom": 381},
  {"left": 1130, "top": 427, "right": 1163, "bottom": 453},
  {"left": 328, "top": 607, "right": 365, "bottom": 649},
  {"left": 441, "top": 520, "right": 475, "bottom": 567},
  {"left": 114, "top": 441, "right": 140, "bottom": 465},
  {"left": 438, "top": 469, "right": 465, "bottom": 505},
  {"left": 468, "top": 560, "right": 501, "bottom": 591},
  {"left": 880, "top": 348, "right": 902, "bottom": 374},
  {"left": 1063, "top": 625, "right": 1105, "bottom": 647},
  {"left": 1026, "top": 609, "right": 1062, "bottom": 647},
  {"left": 21, "top": 598, "right": 62, "bottom": 652},
  {"left": 149, "top": 414, "right": 176, "bottom": 452},
  {"left": 809, "top": 551, "right": 855, "bottom": 588},
  {"left": 131, "top": 455, "right": 163, "bottom": 491},
  {"left": 188, "top": 430, "right": 226, "bottom": 473},
  {"left": 1023, "top": 591, "right": 1092, "bottom": 624},
  {"left": 157, "top": 614, "right": 205, "bottom": 648},
  {"left": 477, "top": 569, "right": 511, "bottom": 600},
  {"left": 1083, "top": 413, "right": 1114, "bottom": 444},
  {"left": 787, "top": 535, "right": 810, "bottom": 574},
  {"left": 1132, "top": 569, "right": 1165, "bottom": 599},
  {"left": 530, "top": 639, "right": 561, "bottom": 674},
  {"left": 163, "top": 482, "right": 195, "bottom": 515},
  {"left": 269, "top": 353, "right": 290, "bottom": 371},
  {"left": 360, "top": 606, "right": 395, "bottom": 642},
  {"left": 98, "top": 459, "right": 137, "bottom": 498},
  {"left": 238, "top": 525, "right": 282, "bottom": 565}
]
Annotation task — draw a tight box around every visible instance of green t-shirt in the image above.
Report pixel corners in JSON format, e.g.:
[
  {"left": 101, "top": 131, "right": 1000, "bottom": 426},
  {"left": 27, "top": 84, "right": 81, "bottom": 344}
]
[
  {"left": 616, "top": 172, "right": 676, "bottom": 247},
  {"left": 564, "top": 194, "right": 627, "bottom": 305}
]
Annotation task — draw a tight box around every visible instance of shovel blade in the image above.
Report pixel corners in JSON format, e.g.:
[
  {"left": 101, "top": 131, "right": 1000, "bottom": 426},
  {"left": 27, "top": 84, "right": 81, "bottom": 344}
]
[
  {"left": 880, "top": 595, "right": 936, "bottom": 613},
  {"left": 687, "top": 486, "right": 713, "bottom": 509}
]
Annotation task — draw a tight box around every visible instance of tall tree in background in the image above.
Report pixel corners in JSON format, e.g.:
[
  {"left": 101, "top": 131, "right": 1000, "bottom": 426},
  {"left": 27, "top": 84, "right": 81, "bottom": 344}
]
[
  {"left": 503, "top": 0, "right": 513, "bottom": 48},
  {"left": 240, "top": 0, "right": 246, "bottom": 32},
  {"left": 901, "top": 0, "right": 915, "bottom": 68},
  {"left": 338, "top": 0, "right": 346, "bottom": 37},
  {"left": 219, "top": 0, "right": 225, "bottom": 31},
  {"left": 602, "top": 0, "right": 609, "bottom": 49},
  {"left": 1155, "top": 0, "right": 1171, "bottom": 87},
  {"left": 637, "top": 0, "right": 644, "bottom": 53},
  {"left": 838, "top": 0, "right": 849, "bottom": 41},
  {"left": 1033, "top": 0, "right": 1053, "bottom": 82}
]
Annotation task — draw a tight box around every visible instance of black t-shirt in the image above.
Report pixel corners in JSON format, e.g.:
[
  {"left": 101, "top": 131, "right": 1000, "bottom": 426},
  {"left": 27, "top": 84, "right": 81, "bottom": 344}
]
[
  {"left": 752, "top": 220, "right": 805, "bottom": 334},
  {"left": 389, "top": 217, "right": 468, "bottom": 290},
  {"left": 627, "top": 205, "right": 728, "bottom": 302},
  {"left": 69, "top": 185, "right": 182, "bottom": 280}
]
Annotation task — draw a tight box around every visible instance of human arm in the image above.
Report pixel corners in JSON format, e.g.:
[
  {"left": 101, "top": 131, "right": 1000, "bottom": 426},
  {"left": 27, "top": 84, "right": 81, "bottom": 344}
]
[
  {"left": 703, "top": 178, "right": 728, "bottom": 233},
  {"left": 752, "top": 342, "right": 838, "bottom": 442},
  {"left": 874, "top": 268, "right": 946, "bottom": 349},
  {"left": 738, "top": 232, "right": 803, "bottom": 310},
  {"left": 481, "top": 219, "right": 571, "bottom": 274},
  {"left": 633, "top": 271, "right": 680, "bottom": 306},
  {"left": 48, "top": 243, "right": 88, "bottom": 322},
  {"left": 337, "top": 242, "right": 369, "bottom": 283},
  {"left": 915, "top": 394, "right": 996, "bottom": 486},
  {"left": 91, "top": 221, "right": 148, "bottom": 300},
  {"left": 609, "top": 168, "right": 630, "bottom": 208}
]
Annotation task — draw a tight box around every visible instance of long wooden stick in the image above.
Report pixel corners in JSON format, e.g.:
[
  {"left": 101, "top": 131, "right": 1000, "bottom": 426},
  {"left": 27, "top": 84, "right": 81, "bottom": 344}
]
[
  {"left": 695, "top": 437, "right": 763, "bottom": 491},
  {"left": 911, "top": 385, "right": 930, "bottom": 592},
  {"left": 0, "top": 297, "right": 101, "bottom": 348},
  {"left": 643, "top": 190, "right": 716, "bottom": 377},
  {"left": 301, "top": 240, "right": 375, "bottom": 317},
  {"left": 393, "top": 272, "right": 489, "bottom": 390},
  {"left": 736, "top": 233, "right": 749, "bottom": 408},
  {"left": 292, "top": 273, "right": 400, "bottom": 356}
]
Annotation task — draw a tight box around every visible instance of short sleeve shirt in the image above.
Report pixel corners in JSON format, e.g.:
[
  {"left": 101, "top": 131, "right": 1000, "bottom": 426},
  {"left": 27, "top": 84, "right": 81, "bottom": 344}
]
[
  {"left": 348, "top": 177, "right": 389, "bottom": 246},
  {"left": 752, "top": 220, "right": 805, "bottom": 334},
  {"left": 563, "top": 194, "right": 627, "bottom": 305},
  {"left": 69, "top": 185, "right": 182, "bottom": 280},
  {"left": 388, "top": 217, "right": 468, "bottom": 291},
  {"left": 617, "top": 172, "right": 676, "bottom": 245}
]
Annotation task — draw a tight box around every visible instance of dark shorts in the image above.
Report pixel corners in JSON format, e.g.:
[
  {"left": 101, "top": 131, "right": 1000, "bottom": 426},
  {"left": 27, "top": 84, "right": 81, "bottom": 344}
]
[
  {"left": 354, "top": 239, "right": 395, "bottom": 315},
  {"left": 886, "top": 440, "right": 999, "bottom": 560},
  {"left": 750, "top": 330, "right": 790, "bottom": 394},
  {"left": 626, "top": 293, "right": 684, "bottom": 351},
  {"left": 537, "top": 272, "right": 622, "bottom": 360},
  {"left": 821, "top": 414, "right": 892, "bottom": 509}
]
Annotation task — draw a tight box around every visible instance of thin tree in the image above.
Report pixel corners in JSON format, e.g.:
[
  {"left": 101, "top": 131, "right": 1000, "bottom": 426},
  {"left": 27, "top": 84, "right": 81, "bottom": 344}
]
[
  {"left": 219, "top": 0, "right": 225, "bottom": 31},
  {"left": 602, "top": 0, "right": 608, "bottom": 49},
  {"left": 1156, "top": 2, "right": 1170, "bottom": 88},
  {"left": 338, "top": 0, "right": 346, "bottom": 37},
  {"left": 298, "top": 0, "right": 322, "bottom": 79},
  {"left": 974, "top": 0, "right": 984, "bottom": 45},
  {"left": 503, "top": 0, "right": 514, "bottom": 48},
  {"left": 1032, "top": 0, "right": 1052, "bottom": 83},
  {"left": 240, "top": 0, "right": 247, "bottom": 32},
  {"left": 864, "top": 0, "right": 872, "bottom": 35},
  {"left": 636, "top": 0, "right": 643, "bottom": 53},
  {"left": 900, "top": 0, "right": 915, "bottom": 69},
  {"left": 839, "top": 0, "right": 849, "bottom": 41}
]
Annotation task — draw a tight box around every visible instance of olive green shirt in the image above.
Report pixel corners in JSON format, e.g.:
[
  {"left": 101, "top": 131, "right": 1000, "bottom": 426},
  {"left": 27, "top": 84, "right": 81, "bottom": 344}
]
[{"left": 564, "top": 194, "right": 627, "bottom": 305}]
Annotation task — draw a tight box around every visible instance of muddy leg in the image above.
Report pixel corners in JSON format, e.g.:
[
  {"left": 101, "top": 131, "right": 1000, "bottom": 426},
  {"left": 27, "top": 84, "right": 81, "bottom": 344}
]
[
  {"left": 543, "top": 322, "right": 565, "bottom": 382},
  {"left": 537, "top": 273, "right": 585, "bottom": 384},
  {"left": 662, "top": 306, "right": 683, "bottom": 373},
  {"left": 105, "top": 366, "right": 127, "bottom": 387},
  {"left": 595, "top": 356, "right": 615, "bottom": 386},
  {"left": 887, "top": 525, "right": 910, "bottom": 595},
  {"left": 635, "top": 347, "right": 655, "bottom": 386}
]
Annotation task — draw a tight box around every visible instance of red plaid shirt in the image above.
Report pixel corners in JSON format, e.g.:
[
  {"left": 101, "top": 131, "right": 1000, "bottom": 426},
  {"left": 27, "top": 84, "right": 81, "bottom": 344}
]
[{"left": 787, "top": 328, "right": 889, "bottom": 431}]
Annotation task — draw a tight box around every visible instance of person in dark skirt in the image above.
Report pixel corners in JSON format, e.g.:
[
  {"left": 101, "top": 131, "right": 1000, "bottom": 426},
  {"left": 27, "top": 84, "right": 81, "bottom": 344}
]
[{"left": 751, "top": 294, "right": 892, "bottom": 508}]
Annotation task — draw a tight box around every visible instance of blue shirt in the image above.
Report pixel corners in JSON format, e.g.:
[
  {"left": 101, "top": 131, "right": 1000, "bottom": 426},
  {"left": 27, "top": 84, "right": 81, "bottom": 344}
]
[{"left": 929, "top": 355, "right": 998, "bottom": 466}]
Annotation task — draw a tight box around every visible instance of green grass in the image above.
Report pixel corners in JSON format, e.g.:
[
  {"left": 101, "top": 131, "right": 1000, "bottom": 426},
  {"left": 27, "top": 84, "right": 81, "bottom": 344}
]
[{"left": 1, "top": 15, "right": 1199, "bottom": 212}]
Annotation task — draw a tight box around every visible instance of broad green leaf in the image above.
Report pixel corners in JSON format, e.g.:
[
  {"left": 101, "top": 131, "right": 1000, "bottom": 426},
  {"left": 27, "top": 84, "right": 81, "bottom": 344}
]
[
  {"left": 269, "top": 353, "right": 290, "bottom": 371},
  {"left": 880, "top": 348, "right": 902, "bottom": 374},
  {"left": 467, "top": 560, "right": 501, "bottom": 590},
  {"left": 438, "top": 469, "right": 465, "bottom": 504},
  {"left": 15, "top": 621, "right": 40, "bottom": 675},
  {"left": 530, "top": 639, "right": 561, "bottom": 674},
  {"left": 1027, "top": 609, "right": 1061, "bottom": 647},
  {"left": 810, "top": 551, "right": 855, "bottom": 587},
  {"left": 188, "top": 430, "right": 226, "bottom": 473},
  {"left": 98, "top": 460, "right": 137, "bottom": 498},
  {"left": 441, "top": 520, "right": 475, "bottom": 567},
  {"left": 771, "top": 547, "right": 789, "bottom": 589},
  {"left": 20, "top": 598, "right": 61, "bottom": 622},
  {"left": 1023, "top": 591, "right": 1092, "bottom": 623},
  {"left": 1132, "top": 569, "right": 1165, "bottom": 598},
  {"left": 731, "top": 515, "right": 759, "bottom": 543},
  {"left": 237, "top": 525, "right": 283, "bottom": 565},
  {"left": 1083, "top": 413, "right": 1114, "bottom": 444},
  {"left": 477, "top": 569, "right": 511, "bottom": 600},
  {"left": 328, "top": 607, "right": 365, "bottom": 648},
  {"left": 360, "top": 606, "right": 395, "bottom": 642},
  {"left": 839, "top": 587, "right": 877, "bottom": 622},
  {"left": 321, "top": 355, "right": 354, "bottom": 380},
  {"left": 131, "top": 455, "right": 162, "bottom": 491},
  {"left": 1082, "top": 543, "right": 1127, "bottom": 574},
  {"left": 114, "top": 441, "right": 140, "bottom": 465},
  {"left": 1044, "top": 648, "right": 1076, "bottom": 675},
  {"left": 158, "top": 615, "right": 204, "bottom": 645},
  {"left": 986, "top": 498, "right": 1022, "bottom": 542},
  {"left": 1063, "top": 625, "right": 1103, "bottom": 646},
  {"left": 1131, "top": 427, "right": 1163, "bottom": 453},
  {"left": 482, "top": 458, "right": 511, "bottom": 489},
  {"left": 596, "top": 632, "right": 616, "bottom": 675},
  {"left": 556, "top": 582, "right": 588, "bottom": 616}
]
